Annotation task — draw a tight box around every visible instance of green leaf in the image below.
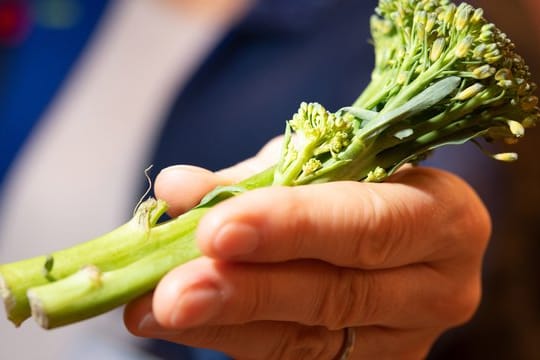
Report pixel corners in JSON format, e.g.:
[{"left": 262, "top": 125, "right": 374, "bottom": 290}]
[
  {"left": 361, "top": 76, "right": 461, "bottom": 138},
  {"left": 337, "top": 107, "right": 379, "bottom": 123},
  {"left": 196, "top": 185, "right": 248, "bottom": 208}
]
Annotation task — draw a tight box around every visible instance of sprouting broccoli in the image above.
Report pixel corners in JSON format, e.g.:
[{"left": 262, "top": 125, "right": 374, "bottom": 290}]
[
  {"left": 274, "top": 0, "right": 538, "bottom": 186},
  {"left": 1, "top": 0, "right": 538, "bottom": 329}
]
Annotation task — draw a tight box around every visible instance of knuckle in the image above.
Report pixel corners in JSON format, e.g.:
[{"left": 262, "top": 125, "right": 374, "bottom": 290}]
[
  {"left": 198, "top": 326, "right": 230, "bottom": 347},
  {"left": 239, "top": 271, "right": 272, "bottom": 322},
  {"left": 350, "top": 188, "right": 403, "bottom": 268},
  {"left": 268, "top": 326, "right": 336, "bottom": 360},
  {"left": 265, "top": 187, "right": 312, "bottom": 256},
  {"left": 219, "top": 263, "right": 271, "bottom": 324},
  {"left": 310, "top": 269, "right": 376, "bottom": 330}
]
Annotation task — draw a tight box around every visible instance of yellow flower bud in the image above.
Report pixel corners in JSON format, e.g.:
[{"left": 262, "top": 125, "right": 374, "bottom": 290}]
[
  {"left": 455, "top": 35, "right": 473, "bottom": 58},
  {"left": 455, "top": 83, "right": 484, "bottom": 101},
  {"left": 430, "top": 37, "right": 446, "bottom": 62},
  {"left": 473, "top": 44, "right": 487, "bottom": 59},
  {"left": 471, "top": 8, "right": 484, "bottom": 24},
  {"left": 507, "top": 120, "right": 524, "bottom": 137},
  {"left": 497, "top": 79, "right": 513, "bottom": 89},
  {"left": 439, "top": 3, "right": 456, "bottom": 24},
  {"left": 493, "top": 152, "right": 518, "bottom": 162},
  {"left": 472, "top": 65, "right": 495, "bottom": 79},
  {"left": 455, "top": 4, "right": 472, "bottom": 31},
  {"left": 425, "top": 13, "right": 437, "bottom": 33},
  {"left": 485, "top": 53, "right": 503, "bottom": 64}
]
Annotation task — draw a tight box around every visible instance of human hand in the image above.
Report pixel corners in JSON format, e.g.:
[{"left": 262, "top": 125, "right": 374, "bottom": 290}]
[{"left": 124, "top": 139, "right": 491, "bottom": 359}]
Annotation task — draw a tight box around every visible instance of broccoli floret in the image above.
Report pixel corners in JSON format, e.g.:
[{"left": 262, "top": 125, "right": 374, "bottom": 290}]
[{"left": 273, "top": 0, "right": 538, "bottom": 185}]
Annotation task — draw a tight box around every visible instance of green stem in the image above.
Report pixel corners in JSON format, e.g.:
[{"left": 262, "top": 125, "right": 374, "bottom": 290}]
[
  {"left": 28, "top": 207, "right": 208, "bottom": 329},
  {"left": 353, "top": 71, "right": 395, "bottom": 110},
  {"left": 0, "top": 199, "right": 168, "bottom": 326},
  {"left": 12, "top": 166, "right": 276, "bottom": 329}
]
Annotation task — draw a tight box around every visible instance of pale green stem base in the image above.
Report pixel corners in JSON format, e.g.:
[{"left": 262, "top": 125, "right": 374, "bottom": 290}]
[{"left": 0, "top": 167, "right": 275, "bottom": 329}]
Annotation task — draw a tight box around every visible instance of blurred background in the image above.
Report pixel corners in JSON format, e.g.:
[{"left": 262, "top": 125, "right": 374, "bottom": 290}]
[{"left": 0, "top": 0, "right": 539, "bottom": 359}]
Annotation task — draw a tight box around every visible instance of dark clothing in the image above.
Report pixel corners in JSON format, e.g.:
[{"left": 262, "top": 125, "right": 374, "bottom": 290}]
[{"left": 149, "top": 0, "right": 376, "bottom": 176}]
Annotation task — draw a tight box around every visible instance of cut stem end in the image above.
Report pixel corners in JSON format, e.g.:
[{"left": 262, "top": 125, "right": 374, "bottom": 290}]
[
  {"left": 27, "top": 291, "right": 49, "bottom": 329},
  {"left": 0, "top": 275, "right": 21, "bottom": 327}
]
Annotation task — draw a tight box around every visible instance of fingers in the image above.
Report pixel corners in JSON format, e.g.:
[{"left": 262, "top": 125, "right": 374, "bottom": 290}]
[
  {"left": 154, "top": 137, "right": 282, "bottom": 217},
  {"left": 125, "top": 296, "right": 343, "bottom": 360},
  {"left": 125, "top": 296, "right": 439, "bottom": 360},
  {"left": 154, "top": 166, "right": 223, "bottom": 217},
  {"left": 134, "top": 156, "right": 486, "bottom": 358},
  {"left": 351, "top": 326, "right": 441, "bottom": 360},
  {"left": 197, "top": 167, "right": 491, "bottom": 269},
  {"left": 147, "top": 257, "right": 480, "bottom": 331}
]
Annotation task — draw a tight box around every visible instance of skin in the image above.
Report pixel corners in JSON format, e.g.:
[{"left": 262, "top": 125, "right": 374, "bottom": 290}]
[
  {"left": 164, "top": 0, "right": 252, "bottom": 26},
  {"left": 124, "top": 139, "right": 491, "bottom": 359}
]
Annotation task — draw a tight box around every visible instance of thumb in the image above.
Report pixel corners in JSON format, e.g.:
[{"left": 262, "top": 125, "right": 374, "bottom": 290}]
[{"left": 154, "top": 137, "right": 283, "bottom": 217}]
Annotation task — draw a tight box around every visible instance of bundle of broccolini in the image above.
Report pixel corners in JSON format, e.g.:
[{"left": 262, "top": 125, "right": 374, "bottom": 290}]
[{"left": 1, "top": 0, "right": 538, "bottom": 329}]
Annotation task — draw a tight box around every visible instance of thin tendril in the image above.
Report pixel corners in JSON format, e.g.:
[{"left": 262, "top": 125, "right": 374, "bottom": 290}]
[{"left": 133, "top": 165, "right": 154, "bottom": 217}]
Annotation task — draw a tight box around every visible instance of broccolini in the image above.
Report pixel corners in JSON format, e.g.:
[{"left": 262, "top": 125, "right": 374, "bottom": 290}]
[{"left": 1, "top": 0, "right": 538, "bottom": 329}]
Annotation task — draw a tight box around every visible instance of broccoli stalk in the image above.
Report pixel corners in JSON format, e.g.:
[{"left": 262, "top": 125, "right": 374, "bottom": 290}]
[{"left": 1, "top": 0, "right": 538, "bottom": 329}]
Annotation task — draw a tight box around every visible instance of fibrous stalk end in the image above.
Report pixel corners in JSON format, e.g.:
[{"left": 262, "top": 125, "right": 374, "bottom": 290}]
[
  {"left": 27, "top": 290, "right": 49, "bottom": 329},
  {"left": 0, "top": 274, "right": 21, "bottom": 327}
]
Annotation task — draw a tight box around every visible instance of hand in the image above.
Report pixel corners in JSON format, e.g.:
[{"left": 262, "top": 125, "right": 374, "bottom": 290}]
[{"left": 124, "top": 140, "right": 491, "bottom": 359}]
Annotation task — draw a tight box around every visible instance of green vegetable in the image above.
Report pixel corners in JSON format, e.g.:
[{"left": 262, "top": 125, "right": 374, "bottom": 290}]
[{"left": 1, "top": 0, "right": 538, "bottom": 329}]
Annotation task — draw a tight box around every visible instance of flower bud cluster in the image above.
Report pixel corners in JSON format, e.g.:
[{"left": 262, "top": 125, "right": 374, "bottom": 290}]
[
  {"left": 373, "top": 0, "right": 538, "bottom": 146},
  {"left": 290, "top": 102, "right": 356, "bottom": 157},
  {"left": 275, "top": 102, "right": 360, "bottom": 185}
]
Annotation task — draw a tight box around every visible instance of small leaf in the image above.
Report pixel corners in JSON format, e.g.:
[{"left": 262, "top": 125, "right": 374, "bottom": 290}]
[
  {"left": 196, "top": 185, "right": 248, "bottom": 208},
  {"left": 42, "top": 255, "right": 55, "bottom": 281},
  {"left": 361, "top": 76, "right": 462, "bottom": 137},
  {"left": 337, "top": 107, "right": 379, "bottom": 122}
]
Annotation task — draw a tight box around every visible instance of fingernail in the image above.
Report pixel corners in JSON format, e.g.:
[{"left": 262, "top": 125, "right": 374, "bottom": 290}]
[
  {"left": 212, "top": 223, "right": 259, "bottom": 258},
  {"left": 171, "top": 284, "right": 223, "bottom": 328},
  {"left": 160, "top": 165, "right": 208, "bottom": 174},
  {"left": 137, "top": 312, "right": 162, "bottom": 333}
]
